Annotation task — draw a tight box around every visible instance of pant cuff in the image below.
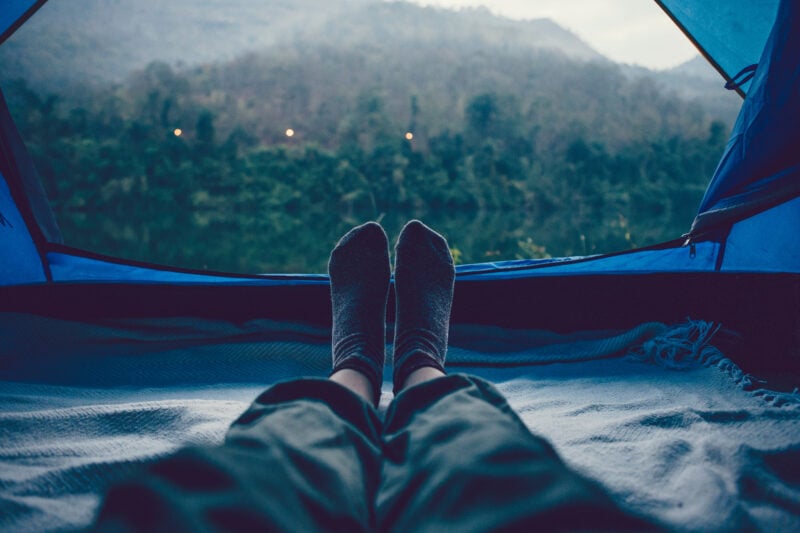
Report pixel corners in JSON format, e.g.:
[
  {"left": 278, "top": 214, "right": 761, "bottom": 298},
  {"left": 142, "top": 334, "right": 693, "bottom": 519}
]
[{"left": 234, "top": 378, "right": 382, "bottom": 443}]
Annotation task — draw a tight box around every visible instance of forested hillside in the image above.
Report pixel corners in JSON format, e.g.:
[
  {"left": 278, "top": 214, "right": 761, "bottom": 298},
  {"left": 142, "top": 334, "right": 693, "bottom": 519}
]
[
  {"left": 0, "top": 0, "right": 599, "bottom": 92},
  {"left": 1, "top": 0, "right": 739, "bottom": 273}
]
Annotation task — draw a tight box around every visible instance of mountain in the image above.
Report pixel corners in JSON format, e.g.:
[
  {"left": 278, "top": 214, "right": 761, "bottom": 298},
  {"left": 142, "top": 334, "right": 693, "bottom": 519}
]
[
  {"left": 667, "top": 55, "right": 723, "bottom": 80},
  {"left": 0, "top": 0, "right": 740, "bottom": 148},
  {"left": 0, "top": 0, "right": 601, "bottom": 92},
  {"left": 641, "top": 56, "right": 742, "bottom": 124}
]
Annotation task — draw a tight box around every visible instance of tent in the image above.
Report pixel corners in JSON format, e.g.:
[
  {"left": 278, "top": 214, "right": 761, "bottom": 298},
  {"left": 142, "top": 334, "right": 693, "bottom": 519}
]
[{"left": 1, "top": 1, "right": 799, "bottom": 531}]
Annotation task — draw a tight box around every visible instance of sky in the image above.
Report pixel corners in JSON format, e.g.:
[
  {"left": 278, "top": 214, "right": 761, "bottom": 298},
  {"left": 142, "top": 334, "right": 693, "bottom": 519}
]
[{"left": 408, "top": 0, "right": 699, "bottom": 70}]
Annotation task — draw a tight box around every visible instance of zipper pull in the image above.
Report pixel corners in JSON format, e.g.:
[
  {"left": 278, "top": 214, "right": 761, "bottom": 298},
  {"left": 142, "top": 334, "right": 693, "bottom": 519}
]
[{"left": 682, "top": 233, "right": 697, "bottom": 259}]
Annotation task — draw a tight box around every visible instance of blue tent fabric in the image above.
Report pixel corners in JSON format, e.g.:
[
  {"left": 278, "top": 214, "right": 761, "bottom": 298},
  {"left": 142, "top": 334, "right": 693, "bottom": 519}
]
[
  {"left": 689, "top": 0, "right": 800, "bottom": 239},
  {"left": 0, "top": 0, "right": 46, "bottom": 45},
  {"left": 656, "top": 0, "right": 779, "bottom": 95},
  {"left": 0, "top": 85, "right": 61, "bottom": 286},
  {"left": 457, "top": 241, "right": 721, "bottom": 279},
  {"left": 721, "top": 196, "right": 800, "bottom": 272},
  {"left": 0, "top": 87, "right": 62, "bottom": 246},
  {"left": 46, "top": 250, "right": 328, "bottom": 285},
  {"left": 41, "top": 240, "right": 723, "bottom": 287},
  {"left": 0, "top": 172, "right": 46, "bottom": 284}
]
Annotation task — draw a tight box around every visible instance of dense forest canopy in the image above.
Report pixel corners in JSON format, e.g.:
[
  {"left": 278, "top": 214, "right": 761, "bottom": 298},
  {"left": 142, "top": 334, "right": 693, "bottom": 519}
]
[{"left": 1, "top": 0, "right": 740, "bottom": 273}]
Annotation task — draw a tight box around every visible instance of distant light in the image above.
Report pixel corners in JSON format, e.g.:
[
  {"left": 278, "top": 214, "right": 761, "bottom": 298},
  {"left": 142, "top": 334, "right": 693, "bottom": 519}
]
[
  {"left": 173, "top": 128, "right": 182, "bottom": 137},
  {"left": 285, "top": 128, "right": 295, "bottom": 137},
  {"left": 405, "top": 132, "right": 414, "bottom": 140}
]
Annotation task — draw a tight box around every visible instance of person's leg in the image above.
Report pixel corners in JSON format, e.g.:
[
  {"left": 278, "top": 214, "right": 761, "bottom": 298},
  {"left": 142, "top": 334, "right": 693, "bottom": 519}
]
[
  {"left": 94, "top": 379, "right": 383, "bottom": 532},
  {"left": 379, "top": 221, "right": 662, "bottom": 532},
  {"left": 94, "top": 222, "right": 392, "bottom": 531},
  {"left": 329, "top": 221, "right": 391, "bottom": 406},
  {"left": 392, "top": 220, "right": 454, "bottom": 394},
  {"left": 379, "top": 375, "right": 662, "bottom": 532}
]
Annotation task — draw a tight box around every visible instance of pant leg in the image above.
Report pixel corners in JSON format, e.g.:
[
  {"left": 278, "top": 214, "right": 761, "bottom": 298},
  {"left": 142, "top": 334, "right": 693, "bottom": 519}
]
[
  {"left": 94, "top": 378, "right": 382, "bottom": 532},
  {"left": 377, "top": 374, "right": 663, "bottom": 533}
]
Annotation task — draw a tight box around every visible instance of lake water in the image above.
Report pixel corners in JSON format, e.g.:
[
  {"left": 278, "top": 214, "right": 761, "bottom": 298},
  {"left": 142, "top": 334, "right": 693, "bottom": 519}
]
[{"left": 56, "top": 206, "right": 687, "bottom": 274}]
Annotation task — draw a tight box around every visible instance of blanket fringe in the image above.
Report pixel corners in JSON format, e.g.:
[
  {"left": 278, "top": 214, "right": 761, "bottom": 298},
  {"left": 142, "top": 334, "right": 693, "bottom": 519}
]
[{"left": 627, "top": 319, "right": 800, "bottom": 408}]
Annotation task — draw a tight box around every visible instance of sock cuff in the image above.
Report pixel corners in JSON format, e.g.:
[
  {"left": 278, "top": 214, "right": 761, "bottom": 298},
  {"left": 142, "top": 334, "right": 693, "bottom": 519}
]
[
  {"left": 393, "top": 328, "right": 448, "bottom": 393},
  {"left": 393, "top": 328, "right": 446, "bottom": 365},
  {"left": 332, "top": 333, "right": 385, "bottom": 406}
]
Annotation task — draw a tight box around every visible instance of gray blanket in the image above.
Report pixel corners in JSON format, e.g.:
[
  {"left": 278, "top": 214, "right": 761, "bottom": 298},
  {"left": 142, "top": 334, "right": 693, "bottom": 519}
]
[{"left": 1, "top": 313, "right": 798, "bottom": 531}]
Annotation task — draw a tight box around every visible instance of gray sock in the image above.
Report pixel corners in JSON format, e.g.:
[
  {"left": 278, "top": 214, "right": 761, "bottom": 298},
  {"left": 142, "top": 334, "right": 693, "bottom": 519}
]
[
  {"left": 329, "top": 222, "right": 390, "bottom": 405},
  {"left": 392, "top": 220, "right": 455, "bottom": 393}
]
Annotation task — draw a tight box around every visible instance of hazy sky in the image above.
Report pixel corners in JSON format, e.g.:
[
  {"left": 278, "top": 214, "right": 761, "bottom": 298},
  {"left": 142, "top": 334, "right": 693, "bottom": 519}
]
[{"left": 408, "top": 0, "right": 698, "bottom": 69}]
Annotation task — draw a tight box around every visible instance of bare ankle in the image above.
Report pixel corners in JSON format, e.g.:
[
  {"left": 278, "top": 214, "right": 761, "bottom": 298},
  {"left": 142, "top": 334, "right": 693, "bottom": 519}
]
[
  {"left": 330, "top": 368, "right": 377, "bottom": 405},
  {"left": 401, "top": 366, "right": 446, "bottom": 392}
]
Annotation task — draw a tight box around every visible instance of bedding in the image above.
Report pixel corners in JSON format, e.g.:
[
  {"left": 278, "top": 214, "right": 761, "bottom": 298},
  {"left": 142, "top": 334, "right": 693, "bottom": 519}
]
[{"left": 1, "top": 313, "right": 798, "bottom": 531}]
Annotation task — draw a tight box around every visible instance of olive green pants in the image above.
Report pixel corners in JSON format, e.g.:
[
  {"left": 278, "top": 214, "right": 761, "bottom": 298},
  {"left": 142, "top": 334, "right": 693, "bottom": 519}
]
[{"left": 95, "top": 375, "right": 660, "bottom": 532}]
